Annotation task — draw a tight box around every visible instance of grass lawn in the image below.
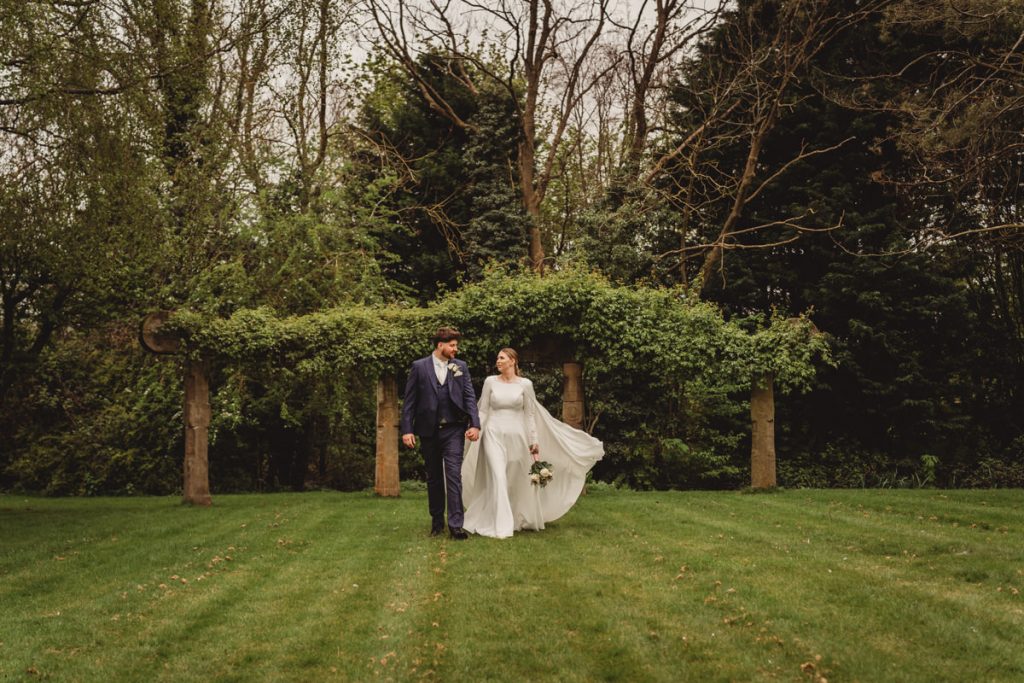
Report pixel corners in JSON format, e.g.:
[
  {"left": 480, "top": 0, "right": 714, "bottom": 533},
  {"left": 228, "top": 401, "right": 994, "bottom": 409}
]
[{"left": 1, "top": 487, "right": 1022, "bottom": 682}]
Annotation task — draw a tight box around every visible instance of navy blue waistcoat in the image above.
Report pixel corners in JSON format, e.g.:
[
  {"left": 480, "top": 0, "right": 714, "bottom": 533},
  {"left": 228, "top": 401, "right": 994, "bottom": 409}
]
[{"left": 436, "top": 376, "right": 463, "bottom": 425}]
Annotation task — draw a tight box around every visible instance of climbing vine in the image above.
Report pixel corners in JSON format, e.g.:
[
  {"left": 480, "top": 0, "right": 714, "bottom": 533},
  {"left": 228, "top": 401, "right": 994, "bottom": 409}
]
[{"left": 169, "top": 267, "right": 830, "bottom": 391}]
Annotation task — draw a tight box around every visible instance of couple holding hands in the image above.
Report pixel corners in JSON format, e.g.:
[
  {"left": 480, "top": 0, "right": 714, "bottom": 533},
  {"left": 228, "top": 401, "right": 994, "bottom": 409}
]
[{"left": 401, "top": 327, "right": 604, "bottom": 540}]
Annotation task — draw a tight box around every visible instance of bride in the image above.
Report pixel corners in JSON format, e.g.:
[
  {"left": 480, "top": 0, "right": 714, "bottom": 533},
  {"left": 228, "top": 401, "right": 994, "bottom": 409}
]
[{"left": 461, "top": 348, "right": 604, "bottom": 538}]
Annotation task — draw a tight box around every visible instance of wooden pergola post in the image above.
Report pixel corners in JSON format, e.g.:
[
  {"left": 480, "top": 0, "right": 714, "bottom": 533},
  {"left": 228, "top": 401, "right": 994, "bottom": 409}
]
[
  {"left": 750, "top": 372, "right": 777, "bottom": 489},
  {"left": 561, "top": 361, "right": 585, "bottom": 429},
  {"left": 182, "top": 358, "right": 213, "bottom": 506},
  {"left": 374, "top": 373, "right": 401, "bottom": 497},
  {"left": 140, "top": 311, "right": 212, "bottom": 506}
]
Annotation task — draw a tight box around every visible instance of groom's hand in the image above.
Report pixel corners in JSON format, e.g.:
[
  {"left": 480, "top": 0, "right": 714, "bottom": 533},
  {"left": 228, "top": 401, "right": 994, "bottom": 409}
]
[
  {"left": 402, "top": 433, "right": 417, "bottom": 449},
  {"left": 465, "top": 428, "right": 480, "bottom": 442}
]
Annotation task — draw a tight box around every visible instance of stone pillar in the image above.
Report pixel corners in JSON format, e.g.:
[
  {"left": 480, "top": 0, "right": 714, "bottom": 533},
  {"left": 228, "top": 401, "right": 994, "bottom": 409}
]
[
  {"left": 750, "top": 373, "right": 776, "bottom": 489},
  {"left": 183, "top": 358, "right": 213, "bottom": 506},
  {"left": 375, "top": 373, "right": 401, "bottom": 497},
  {"left": 562, "top": 361, "right": 584, "bottom": 430}
]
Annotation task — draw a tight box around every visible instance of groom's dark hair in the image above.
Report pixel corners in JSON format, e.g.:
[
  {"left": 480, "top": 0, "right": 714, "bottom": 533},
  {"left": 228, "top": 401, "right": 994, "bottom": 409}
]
[{"left": 433, "top": 326, "right": 462, "bottom": 345}]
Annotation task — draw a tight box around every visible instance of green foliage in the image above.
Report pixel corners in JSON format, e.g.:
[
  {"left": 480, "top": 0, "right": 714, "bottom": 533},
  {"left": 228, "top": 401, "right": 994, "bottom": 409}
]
[
  {"left": 167, "top": 268, "right": 827, "bottom": 392},
  {"left": 2, "top": 327, "right": 181, "bottom": 495}
]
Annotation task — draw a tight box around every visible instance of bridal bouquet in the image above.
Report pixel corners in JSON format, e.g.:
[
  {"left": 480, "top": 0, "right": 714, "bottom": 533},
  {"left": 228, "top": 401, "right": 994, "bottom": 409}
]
[{"left": 529, "top": 460, "right": 553, "bottom": 487}]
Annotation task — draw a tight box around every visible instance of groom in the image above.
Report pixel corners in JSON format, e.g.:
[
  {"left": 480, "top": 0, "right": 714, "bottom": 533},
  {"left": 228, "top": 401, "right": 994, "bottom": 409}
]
[{"left": 401, "top": 327, "right": 481, "bottom": 540}]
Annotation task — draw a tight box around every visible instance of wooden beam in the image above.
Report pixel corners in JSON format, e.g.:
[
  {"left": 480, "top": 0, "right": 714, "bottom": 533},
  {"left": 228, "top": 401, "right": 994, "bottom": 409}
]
[{"left": 140, "top": 311, "right": 180, "bottom": 354}]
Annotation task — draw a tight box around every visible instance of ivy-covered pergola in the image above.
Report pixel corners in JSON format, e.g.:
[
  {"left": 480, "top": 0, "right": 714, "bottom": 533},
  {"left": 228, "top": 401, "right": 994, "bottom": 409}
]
[{"left": 141, "top": 269, "right": 829, "bottom": 505}]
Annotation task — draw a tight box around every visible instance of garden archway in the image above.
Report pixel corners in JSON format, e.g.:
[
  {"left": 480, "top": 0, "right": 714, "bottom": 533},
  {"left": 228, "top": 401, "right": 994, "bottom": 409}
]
[{"left": 141, "top": 270, "right": 828, "bottom": 504}]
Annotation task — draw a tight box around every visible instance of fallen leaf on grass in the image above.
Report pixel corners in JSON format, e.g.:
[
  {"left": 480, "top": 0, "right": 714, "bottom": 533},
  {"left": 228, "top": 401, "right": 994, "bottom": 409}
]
[{"left": 800, "top": 655, "right": 828, "bottom": 682}]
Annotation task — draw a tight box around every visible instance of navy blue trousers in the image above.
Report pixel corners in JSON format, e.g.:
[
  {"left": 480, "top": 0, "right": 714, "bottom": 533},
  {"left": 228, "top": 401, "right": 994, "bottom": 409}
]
[{"left": 420, "top": 425, "right": 465, "bottom": 529}]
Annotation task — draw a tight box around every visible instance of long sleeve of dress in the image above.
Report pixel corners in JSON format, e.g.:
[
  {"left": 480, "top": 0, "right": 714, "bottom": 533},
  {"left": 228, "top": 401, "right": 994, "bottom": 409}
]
[
  {"left": 460, "top": 361, "right": 481, "bottom": 429},
  {"left": 477, "top": 376, "right": 492, "bottom": 424},
  {"left": 523, "top": 379, "right": 539, "bottom": 446}
]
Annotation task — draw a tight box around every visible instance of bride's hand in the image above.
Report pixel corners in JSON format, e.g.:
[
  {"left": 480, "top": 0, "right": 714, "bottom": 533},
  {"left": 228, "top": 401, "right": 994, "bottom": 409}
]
[{"left": 529, "top": 443, "right": 539, "bottom": 459}]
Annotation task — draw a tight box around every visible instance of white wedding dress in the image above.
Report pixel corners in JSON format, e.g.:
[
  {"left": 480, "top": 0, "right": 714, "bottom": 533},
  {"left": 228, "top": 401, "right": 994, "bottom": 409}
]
[{"left": 462, "top": 375, "right": 604, "bottom": 538}]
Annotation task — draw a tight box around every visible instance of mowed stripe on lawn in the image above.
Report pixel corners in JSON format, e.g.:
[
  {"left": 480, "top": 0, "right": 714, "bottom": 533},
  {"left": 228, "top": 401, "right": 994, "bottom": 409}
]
[{"left": 1, "top": 489, "right": 1021, "bottom": 682}]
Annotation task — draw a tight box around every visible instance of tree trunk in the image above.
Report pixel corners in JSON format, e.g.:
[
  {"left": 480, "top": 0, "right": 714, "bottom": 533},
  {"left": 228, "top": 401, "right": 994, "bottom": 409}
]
[
  {"left": 518, "top": 137, "right": 545, "bottom": 273},
  {"left": 750, "top": 373, "right": 776, "bottom": 489}
]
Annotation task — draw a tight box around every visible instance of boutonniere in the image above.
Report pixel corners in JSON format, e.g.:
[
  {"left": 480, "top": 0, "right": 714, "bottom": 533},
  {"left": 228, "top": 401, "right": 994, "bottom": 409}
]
[{"left": 447, "top": 362, "right": 463, "bottom": 377}]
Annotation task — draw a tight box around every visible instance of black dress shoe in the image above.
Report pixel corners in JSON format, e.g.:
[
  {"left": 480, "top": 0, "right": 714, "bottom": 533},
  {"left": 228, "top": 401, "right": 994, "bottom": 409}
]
[
  {"left": 449, "top": 527, "right": 469, "bottom": 540},
  {"left": 430, "top": 525, "right": 444, "bottom": 537}
]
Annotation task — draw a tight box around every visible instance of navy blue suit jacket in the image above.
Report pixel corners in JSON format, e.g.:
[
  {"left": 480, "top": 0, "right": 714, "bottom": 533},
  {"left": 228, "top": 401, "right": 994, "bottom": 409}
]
[{"left": 400, "top": 355, "right": 481, "bottom": 437}]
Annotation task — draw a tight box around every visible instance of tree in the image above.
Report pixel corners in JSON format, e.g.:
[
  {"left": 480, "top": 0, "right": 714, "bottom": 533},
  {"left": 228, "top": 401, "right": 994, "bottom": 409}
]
[
  {"left": 634, "top": 0, "right": 886, "bottom": 293},
  {"left": 651, "top": 0, "right": 1021, "bottom": 484},
  {"left": 364, "top": 0, "right": 618, "bottom": 272},
  {"left": 0, "top": 0, "right": 165, "bottom": 400},
  {"left": 353, "top": 53, "right": 528, "bottom": 299}
]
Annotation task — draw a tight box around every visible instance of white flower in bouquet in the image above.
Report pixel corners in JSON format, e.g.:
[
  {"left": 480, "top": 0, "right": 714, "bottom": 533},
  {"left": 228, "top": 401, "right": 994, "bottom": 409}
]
[{"left": 529, "top": 460, "right": 553, "bottom": 487}]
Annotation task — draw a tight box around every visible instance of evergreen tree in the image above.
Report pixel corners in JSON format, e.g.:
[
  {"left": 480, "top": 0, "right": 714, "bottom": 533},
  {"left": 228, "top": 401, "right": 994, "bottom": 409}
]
[{"left": 355, "top": 54, "right": 528, "bottom": 301}]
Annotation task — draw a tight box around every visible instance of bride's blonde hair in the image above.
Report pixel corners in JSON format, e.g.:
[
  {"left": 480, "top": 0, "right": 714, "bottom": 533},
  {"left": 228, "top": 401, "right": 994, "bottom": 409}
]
[{"left": 499, "top": 347, "right": 521, "bottom": 376}]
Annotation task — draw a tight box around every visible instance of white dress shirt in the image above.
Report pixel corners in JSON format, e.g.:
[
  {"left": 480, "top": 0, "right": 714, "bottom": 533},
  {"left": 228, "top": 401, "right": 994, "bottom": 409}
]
[{"left": 432, "top": 353, "right": 448, "bottom": 385}]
